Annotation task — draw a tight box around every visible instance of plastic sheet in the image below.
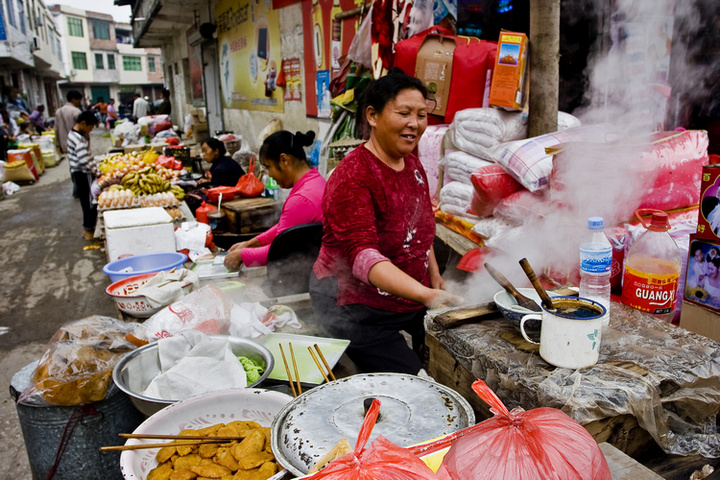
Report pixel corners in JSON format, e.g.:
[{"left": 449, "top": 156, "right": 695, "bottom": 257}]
[{"left": 425, "top": 301, "right": 720, "bottom": 457}]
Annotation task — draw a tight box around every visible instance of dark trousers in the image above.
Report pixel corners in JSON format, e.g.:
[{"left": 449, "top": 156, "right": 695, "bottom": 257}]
[
  {"left": 71, "top": 171, "right": 97, "bottom": 232},
  {"left": 309, "top": 273, "right": 426, "bottom": 374}
]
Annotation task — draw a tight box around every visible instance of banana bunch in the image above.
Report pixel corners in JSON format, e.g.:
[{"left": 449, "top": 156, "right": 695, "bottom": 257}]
[
  {"left": 107, "top": 184, "right": 126, "bottom": 192},
  {"left": 139, "top": 173, "right": 171, "bottom": 195},
  {"left": 170, "top": 185, "right": 185, "bottom": 200},
  {"left": 121, "top": 171, "right": 143, "bottom": 196}
]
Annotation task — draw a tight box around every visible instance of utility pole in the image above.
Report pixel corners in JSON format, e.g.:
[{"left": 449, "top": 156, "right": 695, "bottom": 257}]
[{"left": 528, "top": 0, "right": 560, "bottom": 137}]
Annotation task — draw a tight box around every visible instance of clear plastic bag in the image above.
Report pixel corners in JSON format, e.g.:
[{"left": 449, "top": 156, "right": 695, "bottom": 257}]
[
  {"left": 20, "top": 316, "right": 138, "bottom": 406},
  {"left": 310, "top": 399, "right": 438, "bottom": 479},
  {"left": 436, "top": 380, "right": 612, "bottom": 480}
]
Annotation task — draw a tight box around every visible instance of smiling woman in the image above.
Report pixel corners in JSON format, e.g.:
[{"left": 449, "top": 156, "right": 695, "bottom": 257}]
[{"left": 310, "top": 68, "right": 464, "bottom": 375}]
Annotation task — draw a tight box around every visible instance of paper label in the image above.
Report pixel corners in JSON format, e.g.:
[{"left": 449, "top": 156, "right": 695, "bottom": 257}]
[{"left": 621, "top": 266, "right": 679, "bottom": 314}]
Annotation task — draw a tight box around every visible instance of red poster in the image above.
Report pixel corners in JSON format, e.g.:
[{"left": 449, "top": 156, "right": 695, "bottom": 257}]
[
  {"left": 302, "top": 0, "right": 362, "bottom": 116},
  {"left": 282, "top": 58, "right": 302, "bottom": 101}
]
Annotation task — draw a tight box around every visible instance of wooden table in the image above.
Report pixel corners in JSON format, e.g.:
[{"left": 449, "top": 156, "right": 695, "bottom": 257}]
[
  {"left": 424, "top": 300, "right": 720, "bottom": 460},
  {"left": 221, "top": 197, "right": 281, "bottom": 235}
]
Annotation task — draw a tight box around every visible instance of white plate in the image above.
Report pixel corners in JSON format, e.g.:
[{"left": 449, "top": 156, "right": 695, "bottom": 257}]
[
  {"left": 119, "top": 388, "right": 292, "bottom": 480},
  {"left": 260, "top": 333, "right": 350, "bottom": 385}
]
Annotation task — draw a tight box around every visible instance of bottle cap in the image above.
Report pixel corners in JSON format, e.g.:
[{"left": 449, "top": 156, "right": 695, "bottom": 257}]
[
  {"left": 587, "top": 216, "right": 604, "bottom": 230},
  {"left": 648, "top": 212, "right": 670, "bottom": 231}
]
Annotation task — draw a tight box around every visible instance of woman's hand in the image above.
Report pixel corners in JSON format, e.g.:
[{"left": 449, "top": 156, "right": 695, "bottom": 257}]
[
  {"left": 224, "top": 250, "right": 243, "bottom": 271},
  {"left": 228, "top": 240, "right": 251, "bottom": 253},
  {"left": 424, "top": 288, "right": 465, "bottom": 310}
]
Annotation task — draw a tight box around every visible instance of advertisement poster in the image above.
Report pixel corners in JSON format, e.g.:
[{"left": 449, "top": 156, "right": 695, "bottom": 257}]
[
  {"left": 301, "top": 0, "right": 362, "bottom": 117},
  {"left": 216, "top": 0, "right": 284, "bottom": 112},
  {"left": 282, "top": 58, "right": 302, "bottom": 101},
  {"left": 316, "top": 70, "right": 331, "bottom": 117},
  {"left": 186, "top": 35, "right": 205, "bottom": 107}
]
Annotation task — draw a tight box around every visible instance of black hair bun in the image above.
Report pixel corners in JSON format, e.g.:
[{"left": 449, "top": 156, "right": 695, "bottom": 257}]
[{"left": 294, "top": 130, "right": 316, "bottom": 148}]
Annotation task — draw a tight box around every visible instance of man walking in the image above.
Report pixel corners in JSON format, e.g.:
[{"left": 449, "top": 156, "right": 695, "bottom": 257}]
[
  {"left": 55, "top": 90, "right": 83, "bottom": 197},
  {"left": 132, "top": 93, "right": 149, "bottom": 122}
]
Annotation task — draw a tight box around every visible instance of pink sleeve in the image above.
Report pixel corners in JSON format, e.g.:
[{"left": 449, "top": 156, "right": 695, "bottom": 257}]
[
  {"left": 256, "top": 195, "right": 319, "bottom": 246},
  {"left": 240, "top": 244, "right": 272, "bottom": 267},
  {"left": 352, "top": 248, "right": 390, "bottom": 284}
]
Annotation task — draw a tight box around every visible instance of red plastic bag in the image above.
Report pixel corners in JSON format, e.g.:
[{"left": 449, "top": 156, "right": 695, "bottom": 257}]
[
  {"left": 436, "top": 380, "right": 611, "bottom": 480},
  {"left": 309, "top": 399, "right": 437, "bottom": 480},
  {"left": 236, "top": 158, "right": 264, "bottom": 198},
  {"left": 469, "top": 165, "right": 523, "bottom": 217}
]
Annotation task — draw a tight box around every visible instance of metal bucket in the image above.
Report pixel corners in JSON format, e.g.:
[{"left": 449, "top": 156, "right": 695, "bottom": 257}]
[{"left": 9, "top": 360, "right": 146, "bottom": 480}]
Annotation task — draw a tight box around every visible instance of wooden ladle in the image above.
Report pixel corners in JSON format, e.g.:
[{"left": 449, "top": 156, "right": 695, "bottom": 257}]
[
  {"left": 518, "top": 258, "right": 556, "bottom": 311},
  {"left": 484, "top": 263, "right": 542, "bottom": 312}
]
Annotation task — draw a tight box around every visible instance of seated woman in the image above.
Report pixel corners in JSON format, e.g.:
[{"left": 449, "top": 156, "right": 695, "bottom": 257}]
[
  {"left": 309, "top": 69, "right": 463, "bottom": 375},
  {"left": 224, "top": 130, "right": 325, "bottom": 269},
  {"left": 200, "top": 138, "right": 245, "bottom": 187}
]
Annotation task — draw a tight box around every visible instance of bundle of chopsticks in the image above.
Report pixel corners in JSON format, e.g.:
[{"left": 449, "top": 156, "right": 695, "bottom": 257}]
[
  {"left": 100, "top": 433, "right": 247, "bottom": 452},
  {"left": 279, "top": 342, "right": 336, "bottom": 397}
]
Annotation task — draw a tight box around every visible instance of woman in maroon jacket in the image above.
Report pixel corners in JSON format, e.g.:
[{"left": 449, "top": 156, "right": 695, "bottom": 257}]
[{"left": 311, "top": 69, "right": 463, "bottom": 375}]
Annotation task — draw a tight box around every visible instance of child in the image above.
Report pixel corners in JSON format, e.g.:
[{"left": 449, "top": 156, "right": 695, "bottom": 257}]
[
  {"left": 688, "top": 245, "right": 706, "bottom": 289},
  {"left": 67, "top": 110, "right": 99, "bottom": 240}
]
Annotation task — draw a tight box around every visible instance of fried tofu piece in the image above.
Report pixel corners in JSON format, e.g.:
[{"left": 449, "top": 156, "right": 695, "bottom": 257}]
[
  {"left": 232, "top": 462, "right": 278, "bottom": 480},
  {"left": 231, "top": 429, "right": 265, "bottom": 461},
  {"left": 169, "top": 468, "right": 198, "bottom": 480},
  {"left": 174, "top": 453, "right": 203, "bottom": 470},
  {"left": 215, "top": 447, "right": 240, "bottom": 471},
  {"left": 261, "top": 428, "right": 272, "bottom": 454},
  {"left": 198, "top": 443, "right": 220, "bottom": 458},
  {"left": 236, "top": 452, "right": 274, "bottom": 471},
  {"left": 157, "top": 445, "right": 177, "bottom": 464},
  {"left": 191, "top": 424, "right": 225, "bottom": 437},
  {"left": 217, "top": 424, "right": 248, "bottom": 438},
  {"left": 176, "top": 444, "right": 195, "bottom": 456},
  {"left": 147, "top": 461, "right": 174, "bottom": 480},
  {"left": 189, "top": 463, "right": 232, "bottom": 478}
]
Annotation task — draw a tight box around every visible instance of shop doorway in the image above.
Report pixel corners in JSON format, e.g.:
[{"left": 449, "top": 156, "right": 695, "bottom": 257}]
[
  {"left": 91, "top": 86, "right": 111, "bottom": 105},
  {"left": 202, "top": 43, "right": 224, "bottom": 134}
]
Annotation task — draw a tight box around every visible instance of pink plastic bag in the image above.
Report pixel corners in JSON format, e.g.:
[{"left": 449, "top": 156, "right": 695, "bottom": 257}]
[
  {"left": 310, "top": 399, "right": 438, "bottom": 480},
  {"left": 437, "top": 380, "right": 612, "bottom": 480}
]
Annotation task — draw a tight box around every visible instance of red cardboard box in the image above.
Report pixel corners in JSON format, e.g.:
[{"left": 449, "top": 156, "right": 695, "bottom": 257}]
[
  {"left": 488, "top": 30, "right": 528, "bottom": 111},
  {"left": 697, "top": 164, "right": 720, "bottom": 241}
]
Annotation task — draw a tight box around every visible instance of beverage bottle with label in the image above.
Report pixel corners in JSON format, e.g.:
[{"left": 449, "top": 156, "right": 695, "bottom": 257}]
[
  {"left": 579, "top": 216, "right": 612, "bottom": 326},
  {"left": 621, "top": 210, "right": 682, "bottom": 322},
  {"left": 330, "top": 0, "right": 342, "bottom": 71}
]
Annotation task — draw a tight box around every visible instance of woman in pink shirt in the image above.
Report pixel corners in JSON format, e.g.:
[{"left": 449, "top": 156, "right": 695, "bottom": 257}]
[{"left": 224, "top": 130, "right": 325, "bottom": 269}]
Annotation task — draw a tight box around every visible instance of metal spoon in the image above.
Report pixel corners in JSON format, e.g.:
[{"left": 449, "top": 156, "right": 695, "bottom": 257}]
[{"left": 484, "top": 263, "right": 542, "bottom": 312}]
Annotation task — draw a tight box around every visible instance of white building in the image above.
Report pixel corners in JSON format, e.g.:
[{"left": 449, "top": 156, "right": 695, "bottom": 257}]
[{"left": 50, "top": 4, "right": 164, "bottom": 118}]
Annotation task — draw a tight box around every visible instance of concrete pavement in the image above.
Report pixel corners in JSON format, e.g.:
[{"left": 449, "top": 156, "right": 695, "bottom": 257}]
[{"left": 0, "top": 128, "right": 116, "bottom": 480}]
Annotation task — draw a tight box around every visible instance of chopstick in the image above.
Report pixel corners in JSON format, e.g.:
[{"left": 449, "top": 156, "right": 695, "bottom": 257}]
[
  {"left": 308, "top": 347, "right": 330, "bottom": 383},
  {"left": 289, "top": 343, "right": 303, "bottom": 395},
  {"left": 278, "top": 344, "right": 297, "bottom": 397},
  {"left": 314, "top": 344, "right": 337, "bottom": 381},
  {"left": 119, "top": 433, "right": 245, "bottom": 441},
  {"left": 100, "top": 439, "right": 228, "bottom": 452}
]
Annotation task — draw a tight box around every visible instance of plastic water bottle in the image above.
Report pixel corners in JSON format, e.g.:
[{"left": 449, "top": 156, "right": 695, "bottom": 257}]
[
  {"left": 621, "top": 210, "right": 681, "bottom": 323},
  {"left": 579, "top": 216, "right": 612, "bottom": 326}
]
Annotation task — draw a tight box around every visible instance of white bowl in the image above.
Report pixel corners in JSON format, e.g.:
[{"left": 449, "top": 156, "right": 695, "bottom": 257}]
[
  {"left": 105, "top": 272, "right": 194, "bottom": 318},
  {"left": 119, "top": 388, "right": 292, "bottom": 480}
]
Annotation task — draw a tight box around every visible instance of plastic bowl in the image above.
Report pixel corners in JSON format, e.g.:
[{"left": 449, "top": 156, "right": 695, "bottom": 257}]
[
  {"left": 102, "top": 252, "right": 187, "bottom": 283},
  {"left": 105, "top": 272, "right": 194, "bottom": 318},
  {"left": 113, "top": 335, "right": 275, "bottom": 417},
  {"left": 119, "top": 388, "right": 291, "bottom": 480}
]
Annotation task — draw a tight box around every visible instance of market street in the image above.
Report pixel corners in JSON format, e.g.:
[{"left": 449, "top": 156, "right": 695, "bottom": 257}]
[{"left": 0, "top": 128, "right": 115, "bottom": 480}]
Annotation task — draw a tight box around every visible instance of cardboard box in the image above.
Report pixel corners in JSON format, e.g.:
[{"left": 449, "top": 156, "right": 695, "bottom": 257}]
[
  {"left": 697, "top": 164, "right": 720, "bottom": 241},
  {"left": 414, "top": 36, "right": 456, "bottom": 116},
  {"left": 103, "top": 207, "right": 176, "bottom": 261},
  {"left": 680, "top": 300, "right": 720, "bottom": 342},
  {"left": 489, "top": 30, "right": 528, "bottom": 111}
]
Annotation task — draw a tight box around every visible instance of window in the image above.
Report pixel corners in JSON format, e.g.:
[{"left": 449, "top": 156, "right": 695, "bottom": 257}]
[
  {"left": 56, "top": 38, "right": 61, "bottom": 60},
  {"left": 122, "top": 56, "right": 141, "bottom": 71},
  {"left": 71, "top": 51, "right": 87, "bottom": 70},
  {"left": 92, "top": 20, "right": 110, "bottom": 40},
  {"left": 18, "top": 0, "right": 26, "bottom": 34},
  {"left": 67, "top": 17, "right": 83, "bottom": 37},
  {"left": 107, "top": 53, "right": 115, "bottom": 70},
  {"left": 6, "top": 0, "right": 15, "bottom": 27},
  {"left": 95, "top": 53, "right": 104, "bottom": 69},
  {"left": 148, "top": 56, "right": 155, "bottom": 73}
]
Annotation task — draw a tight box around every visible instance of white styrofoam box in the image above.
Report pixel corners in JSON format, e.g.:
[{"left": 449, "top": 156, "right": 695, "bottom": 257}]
[{"left": 104, "top": 207, "right": 176, "bottom": 261}]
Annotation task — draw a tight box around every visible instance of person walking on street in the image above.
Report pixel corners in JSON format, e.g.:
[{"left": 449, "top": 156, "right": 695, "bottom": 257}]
[
  {"left": 155, "top": 88, "right": 172, "bottom": 116},
  {"left": 93, "top": 97, "right": 108, "bottom": 127},
  {"left": 133, "top": 93, "right": 149, "bottom": 122},
  {"left": 67, "top": 111, "right": 100, "bottom": 241},
  {"left": 106, "top": 99, "right": 119, "bottom": 130},
  {"left": 55, "top": 90, "right": 84, "bottom": 198},
  {"left": 29, "top": 104, "right": 46, "bottom": 133}
]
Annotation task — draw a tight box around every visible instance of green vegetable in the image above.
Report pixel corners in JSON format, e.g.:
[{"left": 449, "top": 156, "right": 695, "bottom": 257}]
[{"left": 237, "top": 356, "right": 264, "bottom": 384}]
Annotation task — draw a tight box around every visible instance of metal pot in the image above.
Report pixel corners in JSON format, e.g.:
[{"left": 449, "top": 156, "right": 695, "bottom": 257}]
[{"left": 271, "top": 373, "right": 475, "bottom": 476}]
